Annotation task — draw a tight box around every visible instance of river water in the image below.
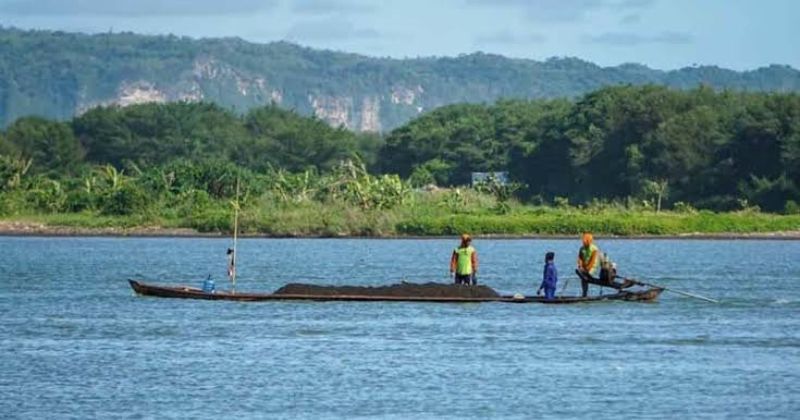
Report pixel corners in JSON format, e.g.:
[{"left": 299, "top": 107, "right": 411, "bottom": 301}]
[{"left": 1, "top": 237, "right": 798, "bottom": 419}]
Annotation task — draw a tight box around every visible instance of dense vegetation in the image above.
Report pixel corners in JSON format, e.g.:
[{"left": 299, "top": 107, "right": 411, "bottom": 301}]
[
  {"left": 1, "top": 85, "right": 799, "bottom": 235},
  {"left": 384, "top": 85, "right": 800, "bottom": 213},
  {"left": 2, "top": 27, "right": 800, "bottom": 130}
]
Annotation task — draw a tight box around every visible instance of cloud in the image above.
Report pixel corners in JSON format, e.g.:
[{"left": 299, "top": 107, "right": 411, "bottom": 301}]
[
  {"left": 464, "top": 0, "right": 655, "bottom": 22},
  {"left": 619, "top": 14, "right": 641, "bottom": 24},
  {"left": 289, "top": 0, "right": 374, "bottom": 15},
  {"left": 474, "top": 31, "right": 547, "bottom": 46},
  {"left": 584, "top": 31, "right": 692, "bottom": 45},
  {"left": 285, "top": 18, "right": 380, "bottom": 41},
  {"left": 466, "top": 0, "right": 603, "bottom": 22},
  {"left": 615, "top": 0, "right": 655, "bottom": 8},
  {"left": 0, "top": 0, "right": 275, "bottom": 16}
]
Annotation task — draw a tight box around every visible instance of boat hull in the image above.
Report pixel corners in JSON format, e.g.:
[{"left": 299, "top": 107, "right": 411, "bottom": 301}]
[
  {"left": 129, "top": 280, "right": 663, "bottom": 304},
  {"left": 508, "top": 287, "right": 663, "bottom": 304}
]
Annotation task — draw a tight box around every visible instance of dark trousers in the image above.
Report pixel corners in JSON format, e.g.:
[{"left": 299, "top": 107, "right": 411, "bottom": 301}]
[
  {"left": 544, "top": 286, "right": 556, "bottom": 300},
  {"left": 578, "top": 270, "right": 592, "bottom": 297},
  {"left": 455, "top": 273, "right": 475, "bottom": 285}
]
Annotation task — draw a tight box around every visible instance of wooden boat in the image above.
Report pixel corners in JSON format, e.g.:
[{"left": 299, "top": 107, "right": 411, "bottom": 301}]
[
  {"left": 128, "top": 279, "right": 663, "bottom": 304},
  {"left": 505, "top": 287, "right": 663, "bottom": 304}
]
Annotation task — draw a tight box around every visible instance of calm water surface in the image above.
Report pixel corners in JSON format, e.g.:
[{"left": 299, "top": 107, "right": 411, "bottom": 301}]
[{"left": 1, "top": 237, "right": 798, "bottom": 419}]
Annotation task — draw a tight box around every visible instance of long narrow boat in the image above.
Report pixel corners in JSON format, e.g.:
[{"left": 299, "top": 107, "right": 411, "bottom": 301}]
[
  {"left": 128, "top": 279, "right": 663, "bottom": 304},
  {"left": 511, "top": 287, "right": 663, "bottom": 304}
]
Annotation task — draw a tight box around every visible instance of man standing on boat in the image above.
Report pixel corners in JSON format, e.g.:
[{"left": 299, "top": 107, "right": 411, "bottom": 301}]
[
  {"left": 450, "top": 234, "right": 478, "bottom": 285},
  {"left": 227, "top": 248, "right": 236, "bottom": 282},
  {"left": 577, "top": 233, "right": 600, "bottom": 297},
  {"left": 538, "top": 252, "right": 558, "bottom": 300}
]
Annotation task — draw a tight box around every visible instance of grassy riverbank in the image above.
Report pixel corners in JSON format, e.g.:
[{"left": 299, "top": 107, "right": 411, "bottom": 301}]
[{"left": 2, "top": 194, "right": 799, "bottom": 237}]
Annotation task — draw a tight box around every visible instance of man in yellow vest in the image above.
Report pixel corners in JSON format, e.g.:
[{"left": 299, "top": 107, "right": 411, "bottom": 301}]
[
  {"left": 450, "top": 234, "right": 478, "bottom": 285},
  {"left": 577, "top": 232, "right": 600, "bottom": 297}
]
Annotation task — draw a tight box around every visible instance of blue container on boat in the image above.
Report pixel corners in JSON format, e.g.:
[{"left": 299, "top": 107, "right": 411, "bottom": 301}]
[{"left": 202, "top": 278, "right": 215, "bottom": 293}]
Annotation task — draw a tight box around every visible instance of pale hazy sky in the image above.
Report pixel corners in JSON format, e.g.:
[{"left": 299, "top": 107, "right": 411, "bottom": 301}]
[{"left": 0, "top": 0, "right": 796, "bottom": 70}]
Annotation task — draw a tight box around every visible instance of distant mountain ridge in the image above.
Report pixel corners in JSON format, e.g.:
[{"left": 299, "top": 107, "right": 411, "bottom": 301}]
[{"left": 1, "top": 27, "right": 799, "bottom": 131}]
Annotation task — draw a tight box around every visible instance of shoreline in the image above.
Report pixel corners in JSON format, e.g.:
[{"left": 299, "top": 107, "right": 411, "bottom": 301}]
[{"left": 1, "top": 221, "right": 798, "bottom": 240}]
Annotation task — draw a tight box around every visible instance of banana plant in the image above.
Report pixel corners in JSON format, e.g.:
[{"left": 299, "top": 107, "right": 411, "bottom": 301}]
[
  {"left": 0, "top": 155, "right": 33, "bottom": 190},
  {"left": 96, "top": 164, "right": 125, "bottom": 192}
]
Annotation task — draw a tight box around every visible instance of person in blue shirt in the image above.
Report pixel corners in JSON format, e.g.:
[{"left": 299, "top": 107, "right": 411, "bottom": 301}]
[{"left": 537, "top": 252, "right": 558, "bottom": 300}]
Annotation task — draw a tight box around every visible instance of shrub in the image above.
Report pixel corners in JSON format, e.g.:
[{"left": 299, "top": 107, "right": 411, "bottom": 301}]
[
  {"left": 64, "top": 189, "right": 95, "bottom": 212},
  {"left": 553, "top": 196, "right": 570, "bottom": 209},
  {"left": 785, "top": 200, "right": 800, "bottom": 215},
  {"left": 408, "top": 166, "right": 435, "bottom": 188},
  {"left": 189, "top": 208, "right": 232, "bottom": 232},
  {"left": 100, "top": 183, "right": 150, "bottom": 216},
  {"left": 173, "top": 189, "right": 214, "bottom": 218},
  {"left": 27, "top": 179, "right": 67, "bottom": 213},
  {"left": 672, "top": 201, "right": 697, "bottom": 214}
]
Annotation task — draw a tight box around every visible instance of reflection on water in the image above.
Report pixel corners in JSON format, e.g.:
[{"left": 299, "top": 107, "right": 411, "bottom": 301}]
[{"left": 1, "top": 237, "right": 799, "bottom": 418}]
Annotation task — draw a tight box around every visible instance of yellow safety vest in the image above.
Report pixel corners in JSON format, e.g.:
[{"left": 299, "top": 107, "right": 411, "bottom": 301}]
[
  {"left": 580, "top": 244, "right": 599, "bottom": 275},
  {"left": 454, "top": 246, "right": 475, "bottom": 275}
]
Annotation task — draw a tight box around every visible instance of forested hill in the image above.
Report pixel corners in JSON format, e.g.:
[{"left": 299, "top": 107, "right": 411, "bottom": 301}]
[{"left": 2, "top": 27, "right": 800, "bottom": 131}]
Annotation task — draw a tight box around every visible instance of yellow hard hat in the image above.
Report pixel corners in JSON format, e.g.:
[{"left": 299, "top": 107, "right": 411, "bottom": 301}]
[{"left": 461, "top": 233, "right": 471, "bottom": 242}]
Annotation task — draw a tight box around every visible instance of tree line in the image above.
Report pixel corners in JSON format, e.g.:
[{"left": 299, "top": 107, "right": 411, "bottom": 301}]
[
  {"left": 381, "top": 85, "right": 800, "bottom": 212},
  {"left": 1, "top": 85, "right": 799, "bottom": 215}
]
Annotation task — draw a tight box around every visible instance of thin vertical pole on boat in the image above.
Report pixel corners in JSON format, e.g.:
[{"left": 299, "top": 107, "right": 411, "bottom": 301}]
[{"left": 232, "top": 177, "right": 240, "bottom": 294}]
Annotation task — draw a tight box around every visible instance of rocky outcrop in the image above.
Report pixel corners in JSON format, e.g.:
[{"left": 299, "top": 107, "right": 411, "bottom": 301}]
[
  {"left": 391, "top": 85, "right": 424, "bottom": 106},
  {"left": 176, "top": 81, "right": 204, "bottom": 102},
  {"left": 76, "top": 80, "right": 169, "bottom": 113},
  {"left": 309, "top": 94, "right": 353, "bottom": 128},
  {"left": 191, "top": 57, "right": 278, "bottom": 103},
  {"left": 116, "top": 81, "right": 168, "bottom": 106},
  {"left": 308, "top": 95, "right": 383, "bottom": 131},
  {"left": 359, "top": 96, "right": 381, "bottom": 132},
  {"left": 76, "top": 56, "right": 286, "bottom": 115}
]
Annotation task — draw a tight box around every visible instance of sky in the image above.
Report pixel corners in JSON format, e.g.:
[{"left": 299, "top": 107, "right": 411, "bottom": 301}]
[{"left": 0, "top": 0, "right": 796, "bottom": 70}]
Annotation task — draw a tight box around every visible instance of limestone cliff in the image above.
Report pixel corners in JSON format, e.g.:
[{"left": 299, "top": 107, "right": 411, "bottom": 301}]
[
  {"left": 309, "top": 95, "right": 352, "bottom": 128},
  {"left": 2, "top": 28, "right": 799, "bottom": 131},
  {"left": 360, "top": 96, "right": 381, "bottom": 132}
]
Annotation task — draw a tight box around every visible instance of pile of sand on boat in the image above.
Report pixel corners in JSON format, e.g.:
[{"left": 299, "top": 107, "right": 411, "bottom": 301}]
[{"left": 273, "top": 282, "right": 500, "bottom": 299}]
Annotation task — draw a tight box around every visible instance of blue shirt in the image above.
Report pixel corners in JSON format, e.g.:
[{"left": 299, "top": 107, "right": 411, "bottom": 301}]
[{"left": 541, "top": 262, "right": 558, "bottom": 289}]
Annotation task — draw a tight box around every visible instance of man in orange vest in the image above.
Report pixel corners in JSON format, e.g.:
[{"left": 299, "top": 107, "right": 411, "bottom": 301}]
[{"left": 577, "top": 232, "right": 600, "bottom": 297}]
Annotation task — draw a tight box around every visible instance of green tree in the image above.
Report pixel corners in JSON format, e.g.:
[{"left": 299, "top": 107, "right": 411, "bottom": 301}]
[
  {"left": 506, "top": 100, "right": 573, "bottom": 200},
  {"left": 242, "top": 105, "right": 361, "bottom": 172},
  {"left": 642, "top": 105, "right": 730, "bottom": 202},
  {"left": 380, "top": 101, "right": 541, "bottom": 185},
  {"left": 565, "top": 85, "right": 684, "bottom": 201},
  {"left": 73, "top": 102, "right": 245, "bottom": 168},
  {"left": 408, "top": 158, "right": 453, "bottom": 187},
  {"left": 639, "top": 179, "right": 669, "bottom": 212},
  {"left": 5, "top": 117, "right": 84, "bottom": 173}
]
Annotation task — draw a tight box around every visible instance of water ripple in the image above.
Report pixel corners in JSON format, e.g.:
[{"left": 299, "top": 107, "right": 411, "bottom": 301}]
[{"left": 1, "top": 237, "right": 799, "bottom": 419}]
